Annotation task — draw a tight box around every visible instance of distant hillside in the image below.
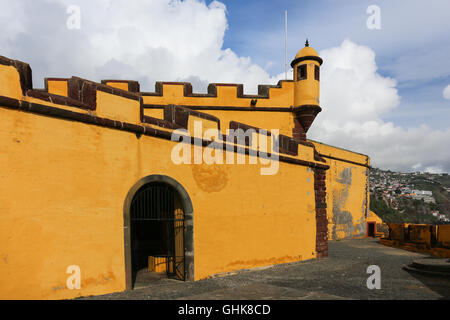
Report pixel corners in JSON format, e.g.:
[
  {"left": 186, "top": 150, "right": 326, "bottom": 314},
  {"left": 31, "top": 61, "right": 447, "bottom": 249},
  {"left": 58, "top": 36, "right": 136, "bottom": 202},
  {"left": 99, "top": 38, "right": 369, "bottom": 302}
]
[
  {"left": 369, "top": 168, "right": 450, "bottom": 224},
  {"left": 410, "top": 177, "right": 450, "bottom": 215}
]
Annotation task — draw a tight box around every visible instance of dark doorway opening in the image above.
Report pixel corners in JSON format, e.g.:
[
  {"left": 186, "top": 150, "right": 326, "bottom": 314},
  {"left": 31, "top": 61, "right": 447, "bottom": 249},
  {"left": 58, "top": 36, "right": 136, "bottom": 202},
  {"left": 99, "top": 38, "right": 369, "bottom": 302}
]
[
  {"left": 367, "top": 222, "right": 376, "bottom": 237},
  {"left": 130, "top": 182, "right": 185, "bottom": 288}
]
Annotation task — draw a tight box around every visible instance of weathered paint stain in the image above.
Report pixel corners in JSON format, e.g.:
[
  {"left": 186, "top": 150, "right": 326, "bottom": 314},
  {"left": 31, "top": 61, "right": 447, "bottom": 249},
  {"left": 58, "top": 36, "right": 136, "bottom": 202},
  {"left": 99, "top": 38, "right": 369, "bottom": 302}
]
[
  {"left": 52, "top": 286, "right": 65, "bottom": 291},
  {"left": 361, "top": 196, "right": 367, "bottom": 215},
  {"left": 192, "top": 164, "right": 228, "bottom": 192},
  {"left": 83, "top": 271, "right": 116, "bottom": 287},
  {"left": 332, "top": 168, "right": 351, "bottom": 240},
  {"left": 352, "top": 217, "right": 367, "bottom": 238},
  {"left": 332, "top": 206, "right": 352, "bottom": 240},
  {"left": 329, "top": 165, "right": 368, "bottom": 239},
  {"left": 226, "top": 255, "right": 302, "bottom": 269},
  {"left": 309, "top": 141, "right": 370, "bottom": 240},
  {"left": 336, "top": 167, "right": 353, "bottom": 185}
]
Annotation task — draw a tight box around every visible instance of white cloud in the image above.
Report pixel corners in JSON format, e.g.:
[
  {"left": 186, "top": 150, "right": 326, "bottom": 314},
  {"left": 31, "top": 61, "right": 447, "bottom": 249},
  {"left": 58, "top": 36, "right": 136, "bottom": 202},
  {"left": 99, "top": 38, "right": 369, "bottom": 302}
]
[
  {"left": 443, "top": 85, "right": 450, "bottom": 100},
  {"left": 308, "top": 39, "right": 450, "bottom": 173},
  {"left": 0, "top": 1, "right": 448, "bottom": 173},
  {"left": 0, "top": 0, "right": 279, "bottom": 93},
  {"left": 424, "top": 166, "right": 444, "bottom": 174},
  {"left": 317, "top": 40, "right": 400, "bottom": 123}
]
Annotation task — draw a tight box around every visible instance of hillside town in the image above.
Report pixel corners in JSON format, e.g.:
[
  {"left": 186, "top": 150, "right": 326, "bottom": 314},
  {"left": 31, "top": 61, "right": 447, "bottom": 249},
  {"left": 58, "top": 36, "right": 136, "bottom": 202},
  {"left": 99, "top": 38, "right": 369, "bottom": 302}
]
[{"left": 369, "top": 168, "right": 450, "bottom": 223}]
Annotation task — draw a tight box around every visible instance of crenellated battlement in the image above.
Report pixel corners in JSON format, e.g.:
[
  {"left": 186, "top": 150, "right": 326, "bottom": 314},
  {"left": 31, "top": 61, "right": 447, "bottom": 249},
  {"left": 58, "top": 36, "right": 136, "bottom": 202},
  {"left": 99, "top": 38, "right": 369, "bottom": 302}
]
[
  {"left": 0, "top": 54, "right": 330, "bottom": 169},
  {"left": 139, "top": 80, "right": 293, "bottom": 100},
  {"left": 138, "top": 80, "right": 294, "bottom": 109},
  {"left": 0, "top": 41, "right": 374, "bottom": 300},
  {"left": 0, "top": 55, "right": 33, "bottom": 95},
  {"left": 43, "top": 77, "right": 294, "bottom": 108}
]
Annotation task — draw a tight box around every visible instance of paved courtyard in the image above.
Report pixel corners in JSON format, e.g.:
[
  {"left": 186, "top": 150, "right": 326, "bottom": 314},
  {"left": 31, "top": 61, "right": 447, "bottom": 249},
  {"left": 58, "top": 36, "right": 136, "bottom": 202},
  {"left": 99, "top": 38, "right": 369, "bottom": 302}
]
[{"left": 83, "top": 238, "right": 450, "bottom": 300}]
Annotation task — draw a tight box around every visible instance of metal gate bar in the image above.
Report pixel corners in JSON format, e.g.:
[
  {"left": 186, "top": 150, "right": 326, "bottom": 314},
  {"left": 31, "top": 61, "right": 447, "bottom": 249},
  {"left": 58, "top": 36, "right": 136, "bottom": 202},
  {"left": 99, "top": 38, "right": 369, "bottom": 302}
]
[{"left": 130, "top": 183, "right": 185, "bottom": 280}]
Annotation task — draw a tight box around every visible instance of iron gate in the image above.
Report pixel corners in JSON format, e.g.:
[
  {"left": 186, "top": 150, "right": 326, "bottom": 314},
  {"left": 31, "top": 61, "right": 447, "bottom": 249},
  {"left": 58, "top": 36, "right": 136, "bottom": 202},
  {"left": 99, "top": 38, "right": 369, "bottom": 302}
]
[{"left": 130, "top": 183, "right": 185, "bottom": 280}]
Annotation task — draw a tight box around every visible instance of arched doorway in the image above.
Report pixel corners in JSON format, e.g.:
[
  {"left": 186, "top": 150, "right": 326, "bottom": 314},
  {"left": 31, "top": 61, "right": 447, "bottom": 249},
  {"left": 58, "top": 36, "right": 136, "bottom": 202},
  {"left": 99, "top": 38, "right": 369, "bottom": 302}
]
[{"left": 123, "top": 175, "right": 194, "bottom": 290}]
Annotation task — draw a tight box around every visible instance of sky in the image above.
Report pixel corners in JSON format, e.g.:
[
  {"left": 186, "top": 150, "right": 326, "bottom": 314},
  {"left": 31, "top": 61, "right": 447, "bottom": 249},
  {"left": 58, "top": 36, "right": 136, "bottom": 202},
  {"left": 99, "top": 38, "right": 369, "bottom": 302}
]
[{"left": 0, "top": 0, "right": 449, "bottom": 173}]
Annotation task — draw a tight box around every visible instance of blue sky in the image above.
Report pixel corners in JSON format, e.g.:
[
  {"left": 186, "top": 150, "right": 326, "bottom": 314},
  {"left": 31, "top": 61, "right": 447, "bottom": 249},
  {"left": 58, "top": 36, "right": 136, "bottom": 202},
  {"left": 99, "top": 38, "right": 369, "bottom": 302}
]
[{"left": 218, "top": 0, "right": 450, "bottom": 130}]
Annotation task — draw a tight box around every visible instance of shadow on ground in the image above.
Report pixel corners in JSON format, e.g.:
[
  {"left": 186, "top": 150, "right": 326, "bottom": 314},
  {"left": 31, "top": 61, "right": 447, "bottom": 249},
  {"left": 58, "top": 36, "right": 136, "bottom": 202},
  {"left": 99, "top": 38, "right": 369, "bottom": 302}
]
[
  {"left": 404, "top": 273, "right": 450, "bottom": 300},
  {"left": 83, "top": 238, "right": 449, "bottom": 300},
  {"left": 402, "top": 257, "right": 450, "bottom": 300}
]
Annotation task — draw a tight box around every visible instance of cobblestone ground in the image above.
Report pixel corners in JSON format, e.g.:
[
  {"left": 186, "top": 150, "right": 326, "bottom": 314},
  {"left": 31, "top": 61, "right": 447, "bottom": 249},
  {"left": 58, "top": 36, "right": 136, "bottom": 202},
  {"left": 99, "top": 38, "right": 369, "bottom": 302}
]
[{"left": 83, "top": 238, "right": 450, "bottom": 300}]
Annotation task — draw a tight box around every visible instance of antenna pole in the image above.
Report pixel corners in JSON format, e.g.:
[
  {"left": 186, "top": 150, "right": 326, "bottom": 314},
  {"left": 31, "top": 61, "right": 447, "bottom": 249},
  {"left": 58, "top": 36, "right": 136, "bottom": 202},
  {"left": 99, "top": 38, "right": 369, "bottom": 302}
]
[{"left": 285, "top": 10, "right": 287, "bottom": 80}]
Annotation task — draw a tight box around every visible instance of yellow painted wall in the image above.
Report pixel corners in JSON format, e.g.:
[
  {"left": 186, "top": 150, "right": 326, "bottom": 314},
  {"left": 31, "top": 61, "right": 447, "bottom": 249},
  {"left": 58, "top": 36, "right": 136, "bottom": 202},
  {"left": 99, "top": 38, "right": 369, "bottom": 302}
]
[
  {"left": 143, "top": 108, "right": 164, "bottom": 120},
  {"left": 148, "top": 257, "right": 168, "bottom": 273},
  {"left": 142, "top": 82, "right": 294, "bottom": 108},
  {"left": 0, "top": 106, "right": 317, "bottom": 299},
  {"left": 408, "top": 224, "right": 431, "bottom": 245},
  {"left": 293, "top": 61, "right": 321, "bottom": 107},
  {"left": 310, "top": 141, "right": 370, "bottom": 240},
  {"left": 46, "top": 79, "right": 68, "bottom": 97},
  {"left": 0, "top": 65, "right": 23, "bottom": 99},
  {"left": 437, "top": 225, "right": 450, "bottom": 248},
  {"left": 384, "top": 223, "right": 450, "bottom": 254},
  {"left": 142, "top": 82, "right": 295, "bottom": 137},
  {"left": 140, "top": 81, "right": 370, "bottom": 241},
  {"left": 191, "top": 110, "right": 294, "bottom": 138},
  {"left": 388, "top": 223, "right": 407, "bottom": 241},
  {"left": 96, "top": 91, "right": 141, "bottom": 124},
  {"left": 104, "top": 81, "right": 129, "bottom": 91},
  {"left": 0, "top": 64, "right": 322, "bottom": 299},
  {"left": 367, "top": 210, "right": 383, "bottom": 224},
  {"left": 0, "top": 52, "right": 370, "bottom": 299}
]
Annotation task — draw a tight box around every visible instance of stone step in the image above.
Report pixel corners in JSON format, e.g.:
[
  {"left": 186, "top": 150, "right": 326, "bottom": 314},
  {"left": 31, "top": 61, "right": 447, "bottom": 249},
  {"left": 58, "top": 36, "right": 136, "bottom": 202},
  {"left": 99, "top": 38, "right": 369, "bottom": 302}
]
[{"left": 403, "top": 258, "right": 450, "bottom": 277}]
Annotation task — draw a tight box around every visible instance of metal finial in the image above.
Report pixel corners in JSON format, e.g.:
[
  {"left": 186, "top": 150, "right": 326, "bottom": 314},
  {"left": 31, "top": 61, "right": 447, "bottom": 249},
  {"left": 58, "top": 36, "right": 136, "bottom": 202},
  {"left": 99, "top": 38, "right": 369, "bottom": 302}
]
[{"left": 305, "top": 39, "right": 309, "bottom": 47}]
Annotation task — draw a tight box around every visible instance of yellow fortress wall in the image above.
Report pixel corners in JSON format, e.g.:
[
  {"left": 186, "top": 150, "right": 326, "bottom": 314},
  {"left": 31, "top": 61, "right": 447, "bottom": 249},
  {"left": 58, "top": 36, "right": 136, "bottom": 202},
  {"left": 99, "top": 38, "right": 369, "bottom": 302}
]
[
  {"left": 138, "top": 84, "right": 370, "bottom": 241},
  {"left": 0, "top": 41, "right": 369, "bottom": 299},
  {"left": 135, "top": 42, "right": 370, "bottom": 241},
  {"left": 0, "top": 106, "right": 318, "bottom": 298},
  {"left": 381, "top": 223, "right": 450, "bottom": 258},
  {"left": 0, "top": 54, "right": 329, "bottom": 299},
  {"left": 310, "top": 140, "right": 370, "bottom": 239}
]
